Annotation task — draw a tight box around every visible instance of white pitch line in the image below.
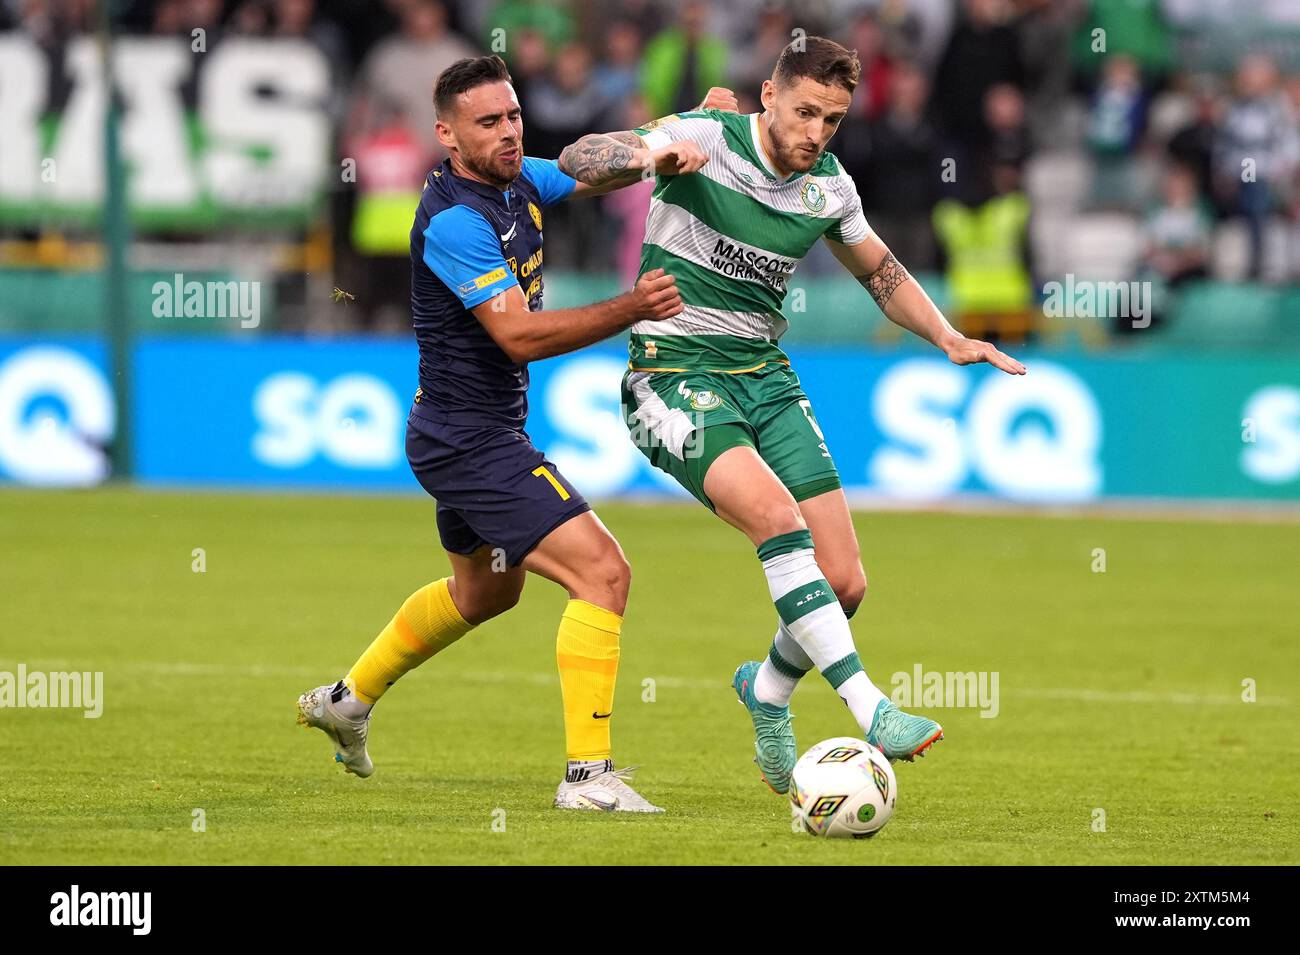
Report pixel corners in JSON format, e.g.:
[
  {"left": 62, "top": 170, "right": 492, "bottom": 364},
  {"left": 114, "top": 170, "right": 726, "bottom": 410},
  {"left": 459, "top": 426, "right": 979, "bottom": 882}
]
[{"left": 0, "top": 659, "right": 1287, "bottom": 707}]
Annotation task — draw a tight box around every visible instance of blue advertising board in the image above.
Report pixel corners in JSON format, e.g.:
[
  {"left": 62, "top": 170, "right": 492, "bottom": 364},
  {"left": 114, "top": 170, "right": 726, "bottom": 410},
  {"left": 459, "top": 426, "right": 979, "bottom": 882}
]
[{"left": 1, "top": 335, "right": 1298, "bottom": 503}]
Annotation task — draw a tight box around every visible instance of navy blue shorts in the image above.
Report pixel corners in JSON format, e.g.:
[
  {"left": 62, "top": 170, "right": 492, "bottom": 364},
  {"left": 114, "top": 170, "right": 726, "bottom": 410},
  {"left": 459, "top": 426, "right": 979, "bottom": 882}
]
[{"left": 406, "top": 409, "right": 590, "bottom": 567}]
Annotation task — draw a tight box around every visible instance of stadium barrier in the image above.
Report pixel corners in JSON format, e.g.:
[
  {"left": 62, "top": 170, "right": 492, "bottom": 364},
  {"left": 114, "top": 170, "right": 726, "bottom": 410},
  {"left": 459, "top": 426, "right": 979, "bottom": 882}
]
[{"left": 2, "top": 335, "right": 1297, "bottom": 503}]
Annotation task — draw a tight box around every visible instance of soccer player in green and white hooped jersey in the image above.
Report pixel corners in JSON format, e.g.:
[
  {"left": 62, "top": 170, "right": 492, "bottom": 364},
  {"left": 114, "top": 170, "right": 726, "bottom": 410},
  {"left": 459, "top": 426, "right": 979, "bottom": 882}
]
[{"left": 559, "top": 38, "right": 1027, "bottom": 794}]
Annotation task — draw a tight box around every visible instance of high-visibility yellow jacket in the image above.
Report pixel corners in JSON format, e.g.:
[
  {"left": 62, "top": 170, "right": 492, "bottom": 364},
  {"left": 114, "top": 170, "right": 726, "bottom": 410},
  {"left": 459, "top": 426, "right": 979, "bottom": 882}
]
[{"left": 932, "top": 193, "right": 1032, "bottom": 313}]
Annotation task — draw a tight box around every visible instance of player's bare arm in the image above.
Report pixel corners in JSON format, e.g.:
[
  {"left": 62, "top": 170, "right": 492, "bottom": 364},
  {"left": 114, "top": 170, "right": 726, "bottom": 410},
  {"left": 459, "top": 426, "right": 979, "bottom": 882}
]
[
  {"left": 558, "top": 130, "right": 709, "bottom": 195},
  {"left": 557, "top": 88, "right": 735, "bottom": 198},
  {"left": 473, "top": 268, "right": 682, "bottom": 363},
  {"left": 826, "top": 233, "right": 1027, "bottom": 376}
]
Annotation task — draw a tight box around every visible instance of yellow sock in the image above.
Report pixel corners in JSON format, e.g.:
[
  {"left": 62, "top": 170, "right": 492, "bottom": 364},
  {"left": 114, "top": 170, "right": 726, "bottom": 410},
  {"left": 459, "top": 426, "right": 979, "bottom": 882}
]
[
  {"left": 345, "top": 578, "right": 473, "bottom": 704},
  {"left": 556, "top": 599, "right": 622, "bottom": 761}
]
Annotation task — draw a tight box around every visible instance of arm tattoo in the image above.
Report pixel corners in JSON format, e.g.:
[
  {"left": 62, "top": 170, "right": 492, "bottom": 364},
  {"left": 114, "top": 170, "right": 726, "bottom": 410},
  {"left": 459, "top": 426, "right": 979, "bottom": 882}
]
[
  {"left": 558, "top": 130, "right": 645, "bottom": 186},
  {"left": 857, "top": 251, "right": 911, "bottom": 309}
]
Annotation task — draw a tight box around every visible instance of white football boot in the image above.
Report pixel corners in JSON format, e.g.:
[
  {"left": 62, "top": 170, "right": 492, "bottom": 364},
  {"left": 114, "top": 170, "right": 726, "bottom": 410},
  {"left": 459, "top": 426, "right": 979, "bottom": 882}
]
[
  {"left": 296, "top": 681, "right": 373, "bottom": 778},
  {"left": 553, "top": 764, "right": 663, "bottom": 813}
]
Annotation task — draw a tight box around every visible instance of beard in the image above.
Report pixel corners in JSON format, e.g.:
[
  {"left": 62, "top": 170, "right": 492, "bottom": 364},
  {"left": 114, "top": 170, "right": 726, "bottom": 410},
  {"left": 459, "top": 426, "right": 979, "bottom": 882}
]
[
  {"left": 767, "top": 119, "right": 820, "bottom": 174},
  {"left": 460, "top": 142, "right": 523, "bottom": 187}
]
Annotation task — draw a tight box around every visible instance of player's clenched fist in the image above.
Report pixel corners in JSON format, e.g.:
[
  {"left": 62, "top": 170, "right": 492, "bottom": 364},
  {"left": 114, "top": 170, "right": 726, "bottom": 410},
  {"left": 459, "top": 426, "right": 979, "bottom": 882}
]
[
  {"left": 630, "top": 267, "right": 683, "bottom": 320},
  {"left": 631, "top": 141, "right": 709, "bottom": 177},
  {"left": 697, "top": 86, "right": 739, "bottom": 112}
]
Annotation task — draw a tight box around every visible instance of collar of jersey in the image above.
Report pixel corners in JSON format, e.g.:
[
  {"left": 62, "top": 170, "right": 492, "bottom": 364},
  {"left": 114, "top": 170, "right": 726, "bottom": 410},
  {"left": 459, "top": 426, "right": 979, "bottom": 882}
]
[{"left": 748, "top": 113, "right": 795, "bottom": 183}]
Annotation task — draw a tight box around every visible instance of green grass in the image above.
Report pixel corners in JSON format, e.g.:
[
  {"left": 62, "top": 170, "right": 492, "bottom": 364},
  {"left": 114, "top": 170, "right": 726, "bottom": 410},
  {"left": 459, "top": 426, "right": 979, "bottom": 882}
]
[{"left": 1, "top": 487, "right": 1297, "bottom": 865}]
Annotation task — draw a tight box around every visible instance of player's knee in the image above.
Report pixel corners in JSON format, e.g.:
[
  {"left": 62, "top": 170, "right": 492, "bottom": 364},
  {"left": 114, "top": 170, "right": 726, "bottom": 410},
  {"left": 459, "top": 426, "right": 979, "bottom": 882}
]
[
  {"left": 751, "top": 499, "right": 805, "bottom": 543},
  {"left": 601, "top": 548, "right": 633, "bottom": 606},
  {"left": 583, "top": 540, "right": 631, "bottom": 612}
]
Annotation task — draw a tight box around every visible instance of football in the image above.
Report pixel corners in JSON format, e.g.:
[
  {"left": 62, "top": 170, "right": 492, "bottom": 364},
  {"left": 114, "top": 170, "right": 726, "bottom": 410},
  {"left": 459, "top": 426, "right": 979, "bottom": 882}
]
[{"left": 790, "top": 737, "right": 897, "bottom": 838}]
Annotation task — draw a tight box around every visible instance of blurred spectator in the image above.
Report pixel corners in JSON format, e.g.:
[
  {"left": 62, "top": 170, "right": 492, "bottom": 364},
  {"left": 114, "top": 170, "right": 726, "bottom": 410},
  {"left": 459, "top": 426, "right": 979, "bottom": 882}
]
[
  {"left": 728, "top": 3, "right": 796, "bottom": 99},
  {"left": 187, "top": 0, "right": 227, "bottom": 43},
  {"left": 352, "top": 0, "right": 477, "bottom": 155},
  {"left": 931, "top": 0, "right": 1025, "bottom": 150},
  {"left": 527, "top": 43, "right": 615, "bottom": 269},
  {"left": 1144, "top": 164, "right": 1212, "bottom": 282},
  {"left": 1132, "top": 162, "right": 1211, "bottom": 331},
  {"left": 1070, "top": 0, "right": 1173, "bottom": 86},
  {"left": 932, "top": 162, "right": 1034, "bottom": 343},
  {"left": 230, "top": 1, "right": 271, "bottom": 37},
  {"left": 1213, "top": 54, "right": 1298, "bottom": 279},
  {"left": 274, "top": 0, "right": 348, "bottom": 67},
  {"left": 1167, "top": 76, "right": 1223, "bottom": 207},
  {"left": 484, "top": 0, "right": 575, "bottom": 53},
  {"left": 151, "top": 0, "right": 187, "bottom": 36},
  {"left": 1086, "top": 54, "right": 1148, "bottom": 208},
  {"left": 593, "top": 20, "right": 643, "bottom": 106},
  {"left": 616, "top": 0, "right": 667, "bottom": 40},
  {"left": 1286, "top": 74, "right": 1300, "bottom": 280},
  {"left": 15, "top": 0, "right": 74, "bottom": 48},
  {"left": 889, "top": 0, "right": 958, "bottom": 71},
  {"left": 983, "top": 83, "right": 1029, "bottom": 175},
  {"left": 499, "top": 27, "right": 550, "bottom": 103},
  {"left": 1016, "top": 0, "right": 1080, "bottom": 149},
  {"left": 641, "top": 0, "right": 728, "bottom": 117},
  {"left": 346, "top": 99, "right": 428, "bottom": 329},
  {"left": 528, "top": 43, "right": 614, "bottom": 159},
  {"left": 856, "top": 61, "right": 941, "bottom": 270},
  {"left": 842, "top": 12, "right": 897, "bottom": 124}
]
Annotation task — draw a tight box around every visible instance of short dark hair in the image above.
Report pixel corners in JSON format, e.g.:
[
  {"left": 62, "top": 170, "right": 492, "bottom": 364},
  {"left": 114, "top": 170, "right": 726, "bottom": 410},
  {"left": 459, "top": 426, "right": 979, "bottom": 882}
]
[
  {"left": 772, "top": 36, "right": 860, "bottom": 94},
  {"left": 433, "top": 55, "right": 512, "bottom": 117}
]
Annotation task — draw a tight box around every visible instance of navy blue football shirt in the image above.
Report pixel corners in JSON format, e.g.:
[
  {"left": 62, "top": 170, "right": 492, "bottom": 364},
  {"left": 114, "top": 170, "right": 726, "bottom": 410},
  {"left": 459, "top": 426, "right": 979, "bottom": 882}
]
[{"left": 409, "top": 156, "right": 577, "bottom": 429}]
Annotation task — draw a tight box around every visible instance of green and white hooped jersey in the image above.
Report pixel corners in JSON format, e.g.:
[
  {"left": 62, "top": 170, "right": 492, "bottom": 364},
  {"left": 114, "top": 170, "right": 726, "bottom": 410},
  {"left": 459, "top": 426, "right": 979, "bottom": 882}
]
[{"left": 632, "top": 109, "right": 871, "bottom": 372}]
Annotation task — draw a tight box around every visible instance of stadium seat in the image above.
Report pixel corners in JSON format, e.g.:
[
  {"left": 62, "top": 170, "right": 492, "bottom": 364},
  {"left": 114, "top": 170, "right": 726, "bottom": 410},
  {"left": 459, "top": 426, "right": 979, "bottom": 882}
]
[
  {"left": 1063, "top": 213, "right": 1144, "bottom": 281},
  {"left": 1024, "top": 152, "right": 1091, "bottom": 213}
]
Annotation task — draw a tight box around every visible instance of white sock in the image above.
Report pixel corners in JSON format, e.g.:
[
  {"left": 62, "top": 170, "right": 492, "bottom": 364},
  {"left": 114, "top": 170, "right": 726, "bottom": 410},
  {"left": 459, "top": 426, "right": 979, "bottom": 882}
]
[
  {"left": 753, "top": 623, "right": 812, "bottom": 706},
  {"left": 837, "top": 671, "right": 889, "bottom": 735},
  {"left": 759, "top": 530, "right": 882, "bottom": 733}
]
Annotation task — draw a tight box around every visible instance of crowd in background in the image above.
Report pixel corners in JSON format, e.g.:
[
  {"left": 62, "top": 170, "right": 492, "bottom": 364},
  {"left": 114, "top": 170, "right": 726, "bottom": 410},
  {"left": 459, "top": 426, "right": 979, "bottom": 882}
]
[{"left": 4, "top": 0, "right": 1300, "bottom": 337}]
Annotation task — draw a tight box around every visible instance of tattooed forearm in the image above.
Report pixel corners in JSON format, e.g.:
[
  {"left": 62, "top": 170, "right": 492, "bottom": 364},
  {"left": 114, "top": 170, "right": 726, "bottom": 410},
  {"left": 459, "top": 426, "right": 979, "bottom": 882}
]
[
  {"left": 857, "top": 251, "right": 911, "bottom": 310},
  {"left": 558, "top": 131, "right": 645, "bottom": 186}
]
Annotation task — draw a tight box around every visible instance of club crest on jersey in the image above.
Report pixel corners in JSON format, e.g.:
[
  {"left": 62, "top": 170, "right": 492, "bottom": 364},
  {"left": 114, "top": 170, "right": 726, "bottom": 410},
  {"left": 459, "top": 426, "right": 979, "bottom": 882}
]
[
  {"left": 690, "top": 390, "right": 721, "bottom": 411},
  {"left": 801, "top": 178, "right": 826, "bottom": 213},
  {"left": 528, "top": 201, "right": 542, "bottom": 231}
]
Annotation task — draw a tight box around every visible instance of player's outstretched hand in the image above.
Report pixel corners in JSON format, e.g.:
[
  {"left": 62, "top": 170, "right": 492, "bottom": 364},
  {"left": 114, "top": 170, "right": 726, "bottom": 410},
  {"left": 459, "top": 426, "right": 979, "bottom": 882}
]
[
  {"left": 942, "top": 334, "right": 1027, "bottom": 375},
  {"left": 630, "top": 267, "right": 683, "bottom": 320},
  {"left": 697, "top": 86, "right": 739, "bottom": 112}
]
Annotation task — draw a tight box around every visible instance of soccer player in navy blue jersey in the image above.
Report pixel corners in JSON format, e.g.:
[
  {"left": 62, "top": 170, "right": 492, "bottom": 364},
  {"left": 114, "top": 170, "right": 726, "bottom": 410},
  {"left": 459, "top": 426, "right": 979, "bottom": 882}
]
[{"left": 298, "top": 55, "right": 715, "bottom": 812}]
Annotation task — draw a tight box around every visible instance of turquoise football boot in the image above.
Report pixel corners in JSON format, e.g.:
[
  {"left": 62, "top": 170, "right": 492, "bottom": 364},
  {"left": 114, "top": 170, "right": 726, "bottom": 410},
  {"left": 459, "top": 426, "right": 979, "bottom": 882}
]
[
  {"left": 866, "top": 698, "right": 943, "bottom": 761},
  {"left": 732, "top": 661, "right": 797, "bottom": 794}
]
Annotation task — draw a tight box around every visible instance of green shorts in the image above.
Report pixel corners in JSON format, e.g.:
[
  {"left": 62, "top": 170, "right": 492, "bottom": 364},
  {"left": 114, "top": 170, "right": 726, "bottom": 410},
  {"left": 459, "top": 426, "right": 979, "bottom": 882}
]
[{"left": 621, "top": 363, "right": 841, "bottom": 510}]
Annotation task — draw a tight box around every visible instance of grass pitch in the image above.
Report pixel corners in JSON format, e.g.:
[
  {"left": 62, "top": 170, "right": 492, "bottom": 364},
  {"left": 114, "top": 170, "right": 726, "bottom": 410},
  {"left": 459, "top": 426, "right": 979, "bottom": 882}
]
[{"left": 1, "top": 487, "right": 1296, "bottom": 865}]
